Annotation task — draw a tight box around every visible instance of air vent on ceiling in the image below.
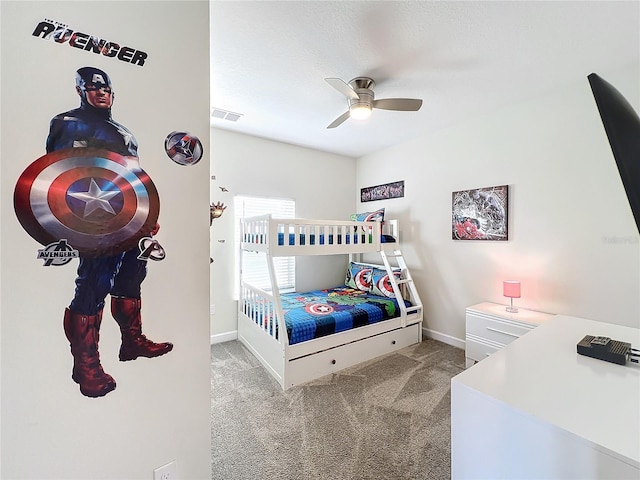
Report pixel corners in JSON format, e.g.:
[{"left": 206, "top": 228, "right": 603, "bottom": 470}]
[{"left": 211, "top": 107, "right": 243, "bottom": 122}]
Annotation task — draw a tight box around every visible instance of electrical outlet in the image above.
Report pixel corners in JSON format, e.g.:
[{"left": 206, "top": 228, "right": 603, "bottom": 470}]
[
  {"left": 154, "top": 460, "right": 177, "bottom": 480},
  {"left": 210, "top": 304, "right": 216, "bottom": 315}
]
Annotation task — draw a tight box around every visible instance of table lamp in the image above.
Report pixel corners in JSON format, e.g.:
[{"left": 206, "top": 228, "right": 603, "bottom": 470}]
[{"left": 503, "top": 280, "right": 521, "bottom": 313}]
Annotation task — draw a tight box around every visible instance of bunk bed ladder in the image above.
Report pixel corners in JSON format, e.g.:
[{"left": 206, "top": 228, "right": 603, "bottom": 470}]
[{"left": 380, "top": 249, "right": 422, "bottom": 327}]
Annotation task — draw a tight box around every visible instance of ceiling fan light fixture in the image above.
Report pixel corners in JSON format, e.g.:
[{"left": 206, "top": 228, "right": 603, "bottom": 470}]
[
  {"left": 325, "top": 76, "right": 422, "bottom": 129},
  {"left": 350, "top": 103, "right": 373, "bottom": 120}
]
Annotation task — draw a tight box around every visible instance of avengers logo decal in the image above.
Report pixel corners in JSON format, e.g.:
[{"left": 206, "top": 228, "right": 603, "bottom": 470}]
[
  {"left": 37, "top": 239, "right": 79, "bottom": 266},
  {"left": 137, "top": 237, "right": 166, "bottom": 262},
  {"left": 14, "top": 147, "right": 159, "bottom": 257},
  {"left": 164, "top": 131, "right": 203, "bottom": 166}
]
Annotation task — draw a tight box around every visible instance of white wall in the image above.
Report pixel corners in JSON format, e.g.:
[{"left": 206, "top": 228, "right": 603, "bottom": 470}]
[
  {"left": 209, "top": 129, "right": 356, "bottom": 340},
  {"left": 356, "top": 64, "right": 640, "bottom": 344},
  {"left": 1, "top": 2, "right": 211, "bottom": 478}
]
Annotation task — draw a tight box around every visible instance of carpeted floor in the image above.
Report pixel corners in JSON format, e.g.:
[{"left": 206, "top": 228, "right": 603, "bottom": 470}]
[{"left": 211, "top": 338, "right": 465, "bottom": 480}]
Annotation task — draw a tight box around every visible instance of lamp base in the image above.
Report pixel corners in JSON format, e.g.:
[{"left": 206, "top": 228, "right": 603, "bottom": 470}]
[{"left": 506, "top": 306, "right": 519, "bottom": 313}]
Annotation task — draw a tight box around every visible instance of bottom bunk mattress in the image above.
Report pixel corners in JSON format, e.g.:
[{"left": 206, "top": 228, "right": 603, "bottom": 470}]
[{"left": 281, "top": 286, "right": 411, "bottom": 345}]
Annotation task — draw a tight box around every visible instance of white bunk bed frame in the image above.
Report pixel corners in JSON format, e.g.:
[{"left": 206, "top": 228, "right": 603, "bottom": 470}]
[{"left": 238, "top": 214, "right": 423, "bottom": 390}]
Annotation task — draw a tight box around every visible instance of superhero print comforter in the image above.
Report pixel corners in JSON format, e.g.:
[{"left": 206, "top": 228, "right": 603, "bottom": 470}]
[{"left": 281, "top": 286, "right": 410, "bottom": 345}]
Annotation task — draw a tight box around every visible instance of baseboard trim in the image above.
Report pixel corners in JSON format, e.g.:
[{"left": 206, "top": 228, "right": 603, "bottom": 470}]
[
  {"left": 211, "top": 330, "right": 238, "bottom": 345},
  {"left": 422, "top": 327, "right": 465, "bottom": 350}
]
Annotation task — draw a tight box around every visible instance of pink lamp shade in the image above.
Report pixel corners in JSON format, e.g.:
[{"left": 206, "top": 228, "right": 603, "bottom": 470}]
[
  {"left": 503, "top": 281, "right": 521, "bottom": 298},
  {"left": 503, "top": 280, "right": 521, "bottom": 313}
]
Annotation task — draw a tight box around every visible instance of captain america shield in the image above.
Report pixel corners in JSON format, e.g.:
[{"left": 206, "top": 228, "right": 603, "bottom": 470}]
[
  {"left": 376, "top": 275, "right": 395, "bottom": 297},
  {"left": 14, "top": 147, "right": 159, "bottom": 257},
  {"left": 354, "top": 268, "right": 372, "bottom": 291},
  {"left": 305, "top": 303, "right": 334, "bottom": 316}
]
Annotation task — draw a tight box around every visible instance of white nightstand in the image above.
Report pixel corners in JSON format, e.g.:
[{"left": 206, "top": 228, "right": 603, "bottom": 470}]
[{"left": 465, "top": 302, "right": 554, "bottom": 367}]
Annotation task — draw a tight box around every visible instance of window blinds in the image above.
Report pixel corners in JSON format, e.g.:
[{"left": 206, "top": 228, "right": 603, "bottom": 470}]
[{"left": 234, "top": 195, "right": 295, "bottom": 294}]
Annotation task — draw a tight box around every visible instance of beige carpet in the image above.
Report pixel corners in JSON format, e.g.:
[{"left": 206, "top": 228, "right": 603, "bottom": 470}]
[{"left": 211, "top": 338, "right": 465, "bottom": 480}]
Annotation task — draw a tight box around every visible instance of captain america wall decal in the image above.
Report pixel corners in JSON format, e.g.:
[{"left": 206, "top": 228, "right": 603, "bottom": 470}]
[{"left": 13, "top": 66, "right": 173, "bottom": 398}]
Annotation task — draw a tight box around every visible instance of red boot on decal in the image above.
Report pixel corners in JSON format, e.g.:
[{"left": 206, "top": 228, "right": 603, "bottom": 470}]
[
  {"left": 63, "top": 308, "right": 116, "bottom": 398},
  {"left": 111, "top": 297, "right": 173, "bottom": 361}
]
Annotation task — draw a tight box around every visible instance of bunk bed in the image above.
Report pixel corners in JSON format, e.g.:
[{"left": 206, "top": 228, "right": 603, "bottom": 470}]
[{"left": 238, "top": 214, "right": 423, "bottom": 389}]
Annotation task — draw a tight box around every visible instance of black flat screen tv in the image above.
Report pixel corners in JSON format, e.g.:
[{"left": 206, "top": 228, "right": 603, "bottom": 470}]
[{"left": 587, "top": 73, "right": 640, "bottom": 234}]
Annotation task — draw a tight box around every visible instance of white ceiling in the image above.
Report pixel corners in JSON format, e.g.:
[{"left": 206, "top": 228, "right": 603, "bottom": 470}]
[{"left": 210, "top": 1, "right": 639, "bottom": 158}]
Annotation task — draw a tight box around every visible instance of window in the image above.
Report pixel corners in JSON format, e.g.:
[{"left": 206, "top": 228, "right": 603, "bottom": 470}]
[{"left": 234, "top": 195, "right": 295, "bottom": 296}]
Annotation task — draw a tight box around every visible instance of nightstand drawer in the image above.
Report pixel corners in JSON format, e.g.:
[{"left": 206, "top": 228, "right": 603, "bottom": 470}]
[
  {"left": 465, "top": 302, "right": 555, "bottom": 368},
  {"left": 465, "top": 336, "right": 501, "bottom": 363},
  {"left": 466, "top": 312, "right": 534, "bottom": 345}
]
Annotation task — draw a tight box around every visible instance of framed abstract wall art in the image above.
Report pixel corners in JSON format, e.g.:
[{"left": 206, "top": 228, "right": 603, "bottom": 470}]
[
  {"left": 452, "top": 185, "right": 509, "bottom": 241},
  {"left": 361, "top": 180, "right": 404, "bottom": 202}
]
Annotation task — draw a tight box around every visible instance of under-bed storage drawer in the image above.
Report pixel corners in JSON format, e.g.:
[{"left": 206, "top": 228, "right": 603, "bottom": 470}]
[{"left": 285, "top": 324, "right": 421, "bottom": 388}]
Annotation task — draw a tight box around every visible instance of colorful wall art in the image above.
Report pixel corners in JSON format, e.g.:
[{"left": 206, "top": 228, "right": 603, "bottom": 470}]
[
  {"left": 452, "top": 185, "right": 509, "bottom": 241},
  {"left": 360, "top": 180, "right": 404, "bottom": 202}
]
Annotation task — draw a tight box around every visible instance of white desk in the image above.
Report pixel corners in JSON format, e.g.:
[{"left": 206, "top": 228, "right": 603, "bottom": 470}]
[{"left": 451, "top": 315, "right": 640, "bottom": 479}]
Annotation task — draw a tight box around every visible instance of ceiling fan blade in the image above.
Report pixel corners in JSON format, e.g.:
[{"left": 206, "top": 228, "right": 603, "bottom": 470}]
[
  {"left": 327, "top": 111, "right": 350, "bottom": 129},
  {"left": 373, "top": 98, "right": 423, "bottom": 111},
  {"left": 325, "top": 78, "right": 359, "bottom": 100}
]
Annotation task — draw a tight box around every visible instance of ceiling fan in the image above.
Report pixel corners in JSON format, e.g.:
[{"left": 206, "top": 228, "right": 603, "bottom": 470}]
[{"left": 325, "top": 77, "right": 423, "bottom": 129}]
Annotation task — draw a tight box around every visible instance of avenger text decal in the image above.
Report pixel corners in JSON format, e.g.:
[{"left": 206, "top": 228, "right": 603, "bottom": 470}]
[{"left": 32, "top": 19, "right": 148, "bottom": 67}]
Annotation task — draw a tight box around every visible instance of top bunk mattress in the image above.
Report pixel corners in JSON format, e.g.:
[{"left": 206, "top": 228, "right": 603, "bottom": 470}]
[{"left": 276, "top": 232, "right": 396, "bottom": 246}]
